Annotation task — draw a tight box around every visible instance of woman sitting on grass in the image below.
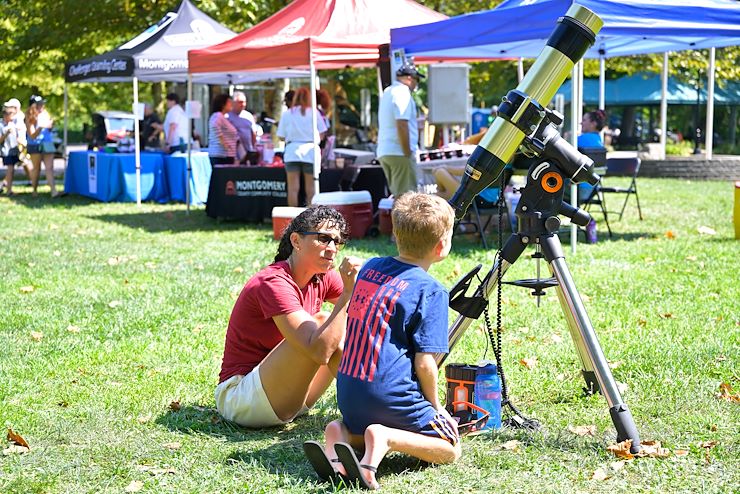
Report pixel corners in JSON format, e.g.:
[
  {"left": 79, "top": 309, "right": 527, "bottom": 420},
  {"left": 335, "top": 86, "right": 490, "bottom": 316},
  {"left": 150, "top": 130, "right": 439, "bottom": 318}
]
[{"left": 215, "top": 206, "right": 362, "bottom": 427}]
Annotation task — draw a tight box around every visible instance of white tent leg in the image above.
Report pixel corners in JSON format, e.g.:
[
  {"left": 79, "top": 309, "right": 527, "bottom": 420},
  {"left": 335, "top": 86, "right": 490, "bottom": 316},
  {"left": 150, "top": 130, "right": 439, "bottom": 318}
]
[
  {"left": 599, "top": 56, "right": 606, "bottom": 145},
  {"left": 63, "top": 83, "right": 69, "bottom": 168},
  {"left": 310, "top": 59, "right": 320, "bottom": 200},
  {"left": 570, "top": 61, "right": 583, "bottom": 254},
  {"left": 517, "top": 58, "right": 524, "bottom": 83},
  {"left": 705, "top": 47, "right": 715, "bottom": 160},
  {"left": 660, "top": 52, "right": 669, "bottom": 160},
  {"left": 186, "top": 74, "right": 193, "bottom": 214},
  {"left": 133, "top": 77, "right": 142, "bottom": 206}
]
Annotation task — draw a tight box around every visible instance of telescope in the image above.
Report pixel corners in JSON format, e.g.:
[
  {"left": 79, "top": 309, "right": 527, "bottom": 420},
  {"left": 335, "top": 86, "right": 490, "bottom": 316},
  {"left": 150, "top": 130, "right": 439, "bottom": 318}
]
[
  {"left": 443, "top": 5, "right": 642, "bottom": 453},
  {"left": 450, "top": 4, "right": 602, "bottom": 220}
]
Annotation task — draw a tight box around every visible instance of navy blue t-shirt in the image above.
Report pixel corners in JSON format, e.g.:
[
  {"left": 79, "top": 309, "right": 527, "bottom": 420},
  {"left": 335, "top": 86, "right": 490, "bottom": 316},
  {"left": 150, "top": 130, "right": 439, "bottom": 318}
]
[{"left": 337, "top": 257, "right": 450, "bottom": 434}]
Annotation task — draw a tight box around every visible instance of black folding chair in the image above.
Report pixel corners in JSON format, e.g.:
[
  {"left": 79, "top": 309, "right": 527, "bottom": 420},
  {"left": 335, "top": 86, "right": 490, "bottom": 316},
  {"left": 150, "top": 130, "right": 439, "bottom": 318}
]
[
  {"left": 454, "top": 196, "right": 512, "bottom": 249},
  {"left": 600, "top": 157, "right": 643, "bottom": 221}
]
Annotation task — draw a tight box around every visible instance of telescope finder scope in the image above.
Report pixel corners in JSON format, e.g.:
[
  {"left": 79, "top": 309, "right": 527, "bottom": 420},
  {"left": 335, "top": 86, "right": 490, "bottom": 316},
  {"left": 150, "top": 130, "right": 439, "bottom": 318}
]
[{"left": 449, "top": 5, "right": 603, "bottom": 220}]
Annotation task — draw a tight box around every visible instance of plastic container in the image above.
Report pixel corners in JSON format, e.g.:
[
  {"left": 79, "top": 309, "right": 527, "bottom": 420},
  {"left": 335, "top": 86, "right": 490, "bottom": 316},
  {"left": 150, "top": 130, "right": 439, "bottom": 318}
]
[
  {"left": 586, "top": 219, "right": 598, "bottom": 243},
  {"left": 444, "top": 363, "right": 478, "bottom": 414},
  {"left": 378, "top": 198, "right": 394, "bottom": 235},
  {"left": 474, "top": 361, "right": 502, "bottom": 430},
  {"left": 312, "top": 191, "right": 373, "bottom": 239},
  {"left": 271, "top": 207, "right": 306, "bottom": 240}
]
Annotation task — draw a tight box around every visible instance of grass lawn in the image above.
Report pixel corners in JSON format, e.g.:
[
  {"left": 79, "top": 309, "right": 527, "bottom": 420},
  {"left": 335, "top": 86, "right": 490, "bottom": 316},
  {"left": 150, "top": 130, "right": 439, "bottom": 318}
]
[{"left": 1, "top": 178, "right": 738, "bottom": 493}]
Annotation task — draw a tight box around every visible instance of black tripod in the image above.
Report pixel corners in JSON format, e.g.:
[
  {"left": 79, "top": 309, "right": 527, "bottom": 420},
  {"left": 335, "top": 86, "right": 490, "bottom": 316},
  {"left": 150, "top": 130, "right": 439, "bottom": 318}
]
[{"left": 438, "top": 114, "right": 642, "bottom": 453}]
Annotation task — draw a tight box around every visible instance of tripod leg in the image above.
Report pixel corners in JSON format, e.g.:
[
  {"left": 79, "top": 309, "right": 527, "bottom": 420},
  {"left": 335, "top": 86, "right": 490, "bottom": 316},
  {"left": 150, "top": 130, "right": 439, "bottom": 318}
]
[{"left": 542, "top": 235, "right": 641, "bottom": 452}]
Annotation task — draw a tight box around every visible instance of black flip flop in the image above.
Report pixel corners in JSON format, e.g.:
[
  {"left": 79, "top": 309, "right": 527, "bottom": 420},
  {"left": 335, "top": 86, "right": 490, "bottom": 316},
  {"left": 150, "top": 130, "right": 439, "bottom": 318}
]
[
  {"left": 334, "top": 442, "right": 378, "bottom": 490},
  {"left": 303, "top": 440, "right": 341, "bottom": 482}
]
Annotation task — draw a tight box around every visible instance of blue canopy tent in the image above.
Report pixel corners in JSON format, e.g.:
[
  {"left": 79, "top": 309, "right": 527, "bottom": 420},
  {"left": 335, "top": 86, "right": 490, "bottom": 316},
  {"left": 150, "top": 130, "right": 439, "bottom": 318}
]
[{"left": 391, "top": 0, "right": 740, "bottom": 249}]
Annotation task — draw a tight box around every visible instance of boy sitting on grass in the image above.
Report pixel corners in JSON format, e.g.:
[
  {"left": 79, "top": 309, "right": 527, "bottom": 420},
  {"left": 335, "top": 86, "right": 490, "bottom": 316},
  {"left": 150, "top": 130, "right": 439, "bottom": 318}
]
[{"left": 304, "top": 192, "right": 461, "bottom": 489}]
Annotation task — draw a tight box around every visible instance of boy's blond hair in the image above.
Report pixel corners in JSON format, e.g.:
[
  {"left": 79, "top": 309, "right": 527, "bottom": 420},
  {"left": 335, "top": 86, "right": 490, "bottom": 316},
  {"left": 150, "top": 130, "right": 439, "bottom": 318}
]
[{"left": 392, "top": 192, "right": 454, "bottom": 258}]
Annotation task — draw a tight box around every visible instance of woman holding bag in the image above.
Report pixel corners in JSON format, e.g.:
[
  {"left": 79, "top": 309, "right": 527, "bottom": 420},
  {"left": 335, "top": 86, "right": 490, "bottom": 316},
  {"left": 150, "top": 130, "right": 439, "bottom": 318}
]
[{"left": 26, "top": 95, "right": 58, "bottom": 197}]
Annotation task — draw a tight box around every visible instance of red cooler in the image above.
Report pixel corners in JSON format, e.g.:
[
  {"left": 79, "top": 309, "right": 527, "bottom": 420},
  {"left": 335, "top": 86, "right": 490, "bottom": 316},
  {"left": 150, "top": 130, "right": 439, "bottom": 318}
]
[
  {"left": 271, "top": 207, "right": 306, "bottom": 240},
  {"left": 378, "top": 198, "right": 394, "bottom": 235},
  {"left": 312, "top": 191, "right": 373, "bottom": 239}
]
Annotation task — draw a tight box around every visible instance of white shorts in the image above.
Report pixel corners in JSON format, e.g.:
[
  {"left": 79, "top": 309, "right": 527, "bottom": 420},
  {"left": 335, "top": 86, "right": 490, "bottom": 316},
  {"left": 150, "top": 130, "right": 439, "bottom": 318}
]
[{"left": 214, "top": 365, "right": 308, "bottom": 428}]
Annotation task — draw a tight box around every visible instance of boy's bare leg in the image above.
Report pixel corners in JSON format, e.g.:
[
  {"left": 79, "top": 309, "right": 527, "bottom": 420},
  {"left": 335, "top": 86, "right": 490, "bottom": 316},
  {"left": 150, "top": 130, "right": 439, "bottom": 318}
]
[
  {"left": 358, "top": 423, "right": 462, "bottom": 488},
  {"left": 4, "top": 165, "right": 13, "bottom": 193},
  {"left": 324, "top": 420, "right": 364, "bottom": 477}
]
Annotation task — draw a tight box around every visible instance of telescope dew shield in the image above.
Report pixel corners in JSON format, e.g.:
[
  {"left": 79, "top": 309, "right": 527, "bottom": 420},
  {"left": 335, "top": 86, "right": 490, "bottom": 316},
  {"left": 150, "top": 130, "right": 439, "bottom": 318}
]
[{"left": 449, "top": 5, "right": 603, "bottom": 220}]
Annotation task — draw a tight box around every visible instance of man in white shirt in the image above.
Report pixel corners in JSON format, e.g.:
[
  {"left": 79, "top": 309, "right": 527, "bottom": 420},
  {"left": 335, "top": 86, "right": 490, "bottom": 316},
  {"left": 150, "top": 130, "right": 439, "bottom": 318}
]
[
  {"left": 376, "top": 63, "right": 423, "bottom": 197},
  {"left": 162, "top": 93, "right": 189, "bottom": 153}
]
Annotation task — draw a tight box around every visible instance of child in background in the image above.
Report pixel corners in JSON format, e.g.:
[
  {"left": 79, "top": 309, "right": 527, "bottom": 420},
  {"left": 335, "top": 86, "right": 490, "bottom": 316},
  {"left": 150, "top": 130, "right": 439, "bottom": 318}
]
[
  {"left": 304, "top": 192, "right": 461, "bottom": 490},
  {"left": 0, "top": 109, "right": 22, "bottom": 195}
]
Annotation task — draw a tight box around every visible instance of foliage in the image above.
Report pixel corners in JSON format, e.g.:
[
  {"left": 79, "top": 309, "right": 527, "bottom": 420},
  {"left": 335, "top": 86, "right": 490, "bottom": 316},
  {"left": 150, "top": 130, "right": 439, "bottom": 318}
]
[
  {"left": 664, "top": 140, "right": 693, "bottom": 157},
  {"left": 0, "top": 178, "right": 738, "bottom": 492}
]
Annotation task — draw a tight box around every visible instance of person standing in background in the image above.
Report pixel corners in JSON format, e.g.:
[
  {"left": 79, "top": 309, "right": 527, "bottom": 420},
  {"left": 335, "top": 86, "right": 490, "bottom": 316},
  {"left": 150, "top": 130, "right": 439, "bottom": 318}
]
[
  {"left": 162, "top": 93, "right": 189, "bottom": 153},
  {"left": 207, "top": 93, "right": 237, "bottom": 166},
  {"left": 377, "top": 63, "right": 423, "bottom": 197},
  {"left": 277, "top": 87, "right": 328, "bottom": 207},
  {"left": 26, "top": 95, "right": 58, "bottom": 197},
  {"left": 229, "top": 91, "right": 255, "bottom": 164},
  {"left": 140, "top": 103, "right": 162, "bottom": 150}
]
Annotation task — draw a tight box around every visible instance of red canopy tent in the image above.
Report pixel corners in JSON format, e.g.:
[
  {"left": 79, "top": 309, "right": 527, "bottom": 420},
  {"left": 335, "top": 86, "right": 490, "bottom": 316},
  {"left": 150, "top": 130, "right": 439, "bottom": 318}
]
[
  {"left": 188, "top": 0, "right": 446, "bottom": 193},
  {"left": 188, "top": 0, "right": 446, "bottom": 73}
]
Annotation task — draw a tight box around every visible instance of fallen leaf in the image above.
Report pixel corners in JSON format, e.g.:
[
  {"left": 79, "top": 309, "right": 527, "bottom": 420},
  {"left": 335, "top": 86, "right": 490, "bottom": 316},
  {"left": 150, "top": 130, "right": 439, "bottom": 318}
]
[
  {"left": 716, "top": 382, "right": 740, "bottom": 403},
  {"left": 27, "top": 262, "right": 35, "bottom": 267},
  {"left": 674, "top": 449, "right": 689, "bottom": 457},
  {"left": 709, "top": 424, "right": 718, "bottom": 432},
  {"left": 658, "top": 312, "right": 673, "bottom": 319},
  {"left": 169, "top": 401, "right": 181, "bottom": 411},
  {"left": 608, "top": 360, "right": 624, "bottom": 369},
  {"left": 195, "top": 264, "right": 204, "bottom": 271},
  {"left": 697, "top": 226, "right": 716, "bottom": 235},
  {"left": 610, "top": 460, "right": 627, "bottom": 471},
  {"left": 20, "top": 285, "right": 34, "bottom": 293},
  {"left": 568, "top": 424, "right": 597, "bottom": 437},
  {"left": 520, "top": 357, "right": 538, "bottom": 369},
  {"left": 30, "top": 331, "right": 44, "bottom": 342},
  {"left": 665, "top": 230, "right": 676, "bottom": 239},
  {"left": 192, "top": 324, "right": 204, "bottom": 334},
  {"left": 107, "top": 257, "right": 120, "bottom": 266},
  {"left": 66, "top": 325, "right": 81, "bottom": 333},
  {"left": 138, "top": 465, "right": 177, "bottom": 476},
  {"left": 555, "top": 373, "right": 566, "bottom": 381},
  {"left": 636, "top": 440, "right": 671, "bottom": 458},
  {"left": 57, "top": 401, "right": 69, "bottom": 407},
  {"left": 2, "top": 445, "right": 29, "bottom": 455},
  {"left": 637, "top": 318, "right": 647, "bottom": 327},
  {"left": 163, "top": 442, "right": 181, "bottom": 451},
  {"left": 685, "top": 255, "right": 698, "bottom": 261},
  {"left": 607, "top": 440, "right": 634, "bottom": 459},
  {"left": 499, "top": 439, "right": 522, "bottom": 452},
  {"left": 53, "top": 250, "right": 61, "bottom": 257},
  {"left": 616, "top": 381, "right": 629, "bottom": 395},
  {"left": 124, "top": 480, "right": 144, "bottom": 493},
  {"left": 549, "top": 333, "right": 563, "bottom": 344},
  {"left": 108, "top": 300, "right": 122, "bottom": 308},
  {"left": 145, "top": 262, "right": 156, "bottom": 270},
  {"left": 7, "top": 428, "right": 29, "bottom": 448},
  {"left": 698, "top": 440, "right": 718, "bottom": 449},
  {"left": 137, "top": 414, "right": 152, "bottom": 424},
  {"left": 233, "top": 266, "right": 244, "bottom": 273},
  {"left": 591, "top": 467, "right": 611, "bottom": 481}
]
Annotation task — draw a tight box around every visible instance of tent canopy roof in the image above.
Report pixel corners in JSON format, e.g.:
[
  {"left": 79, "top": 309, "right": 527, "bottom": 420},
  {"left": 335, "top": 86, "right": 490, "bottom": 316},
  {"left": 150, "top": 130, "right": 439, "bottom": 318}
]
[
  {"left": 557, "top": 72, "right": 740, "bottom": 106},
  {"left": 391, "top": 0, "right": 740, "bottom": 61},
  {"left": 65, "top": 0, "right": 235, "bottom": 83},
  {"left": 188, "top": 0, "right": 447, "bottom": 75}
]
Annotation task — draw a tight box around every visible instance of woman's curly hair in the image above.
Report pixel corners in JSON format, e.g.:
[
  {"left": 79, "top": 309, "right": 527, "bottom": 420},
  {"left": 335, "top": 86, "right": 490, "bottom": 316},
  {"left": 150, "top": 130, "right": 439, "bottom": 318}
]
[{"left": 274, "top": 206, "right": 349, "bottom": 262}]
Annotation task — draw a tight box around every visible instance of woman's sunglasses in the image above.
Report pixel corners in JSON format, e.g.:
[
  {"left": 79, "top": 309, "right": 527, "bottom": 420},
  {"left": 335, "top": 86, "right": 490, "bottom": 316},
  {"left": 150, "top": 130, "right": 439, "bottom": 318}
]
[{"left": 298, "top": 231, "right": 346, "bottom": 250}]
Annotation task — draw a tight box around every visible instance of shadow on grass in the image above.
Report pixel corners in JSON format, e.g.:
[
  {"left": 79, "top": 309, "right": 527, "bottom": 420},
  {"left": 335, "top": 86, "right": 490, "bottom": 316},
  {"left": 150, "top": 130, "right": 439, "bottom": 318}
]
[
  {"left": 90, "top": 210, "right": 269, "bottom": 233},
  {"left": 4, "top": 191, "right": 98, "bottom": 210}
]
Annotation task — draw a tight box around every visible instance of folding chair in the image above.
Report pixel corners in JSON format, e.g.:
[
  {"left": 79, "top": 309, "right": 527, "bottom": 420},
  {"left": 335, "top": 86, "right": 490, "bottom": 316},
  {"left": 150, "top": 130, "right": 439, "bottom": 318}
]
[
  {"left": 600, "top": 157, "right": 643, "bottom": 221},
  {"left": 454, "top": 189, "right": 511, "bottom": 249}
]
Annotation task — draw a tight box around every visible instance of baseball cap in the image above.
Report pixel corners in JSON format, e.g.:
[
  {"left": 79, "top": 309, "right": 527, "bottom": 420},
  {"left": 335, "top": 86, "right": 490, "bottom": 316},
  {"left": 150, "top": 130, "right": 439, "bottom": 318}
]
[
  {"left": 3, "top": 98, "right": 21, "bottom": 109},
  {"left": 396, "top": 63, "right": 424, "bottom": 80},
  {"left": 29, "top": 95, "right": 46, "bottom": 106}
]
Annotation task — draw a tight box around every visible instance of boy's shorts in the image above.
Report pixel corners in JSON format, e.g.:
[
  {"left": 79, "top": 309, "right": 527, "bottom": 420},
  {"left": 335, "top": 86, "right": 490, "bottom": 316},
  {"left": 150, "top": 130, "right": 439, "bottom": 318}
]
[
  {"left": 419, "top": 411, "right": 460, "bottom": 446},
  {"left": 214, "top": 365, "right": 309, "bottom": 428}
]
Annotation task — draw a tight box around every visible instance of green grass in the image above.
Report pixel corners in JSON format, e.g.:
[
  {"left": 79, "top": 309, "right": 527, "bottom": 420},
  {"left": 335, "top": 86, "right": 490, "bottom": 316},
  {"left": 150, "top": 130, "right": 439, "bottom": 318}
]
[{"left": 1, "top": 178, "right": 738, "bottom": 493}]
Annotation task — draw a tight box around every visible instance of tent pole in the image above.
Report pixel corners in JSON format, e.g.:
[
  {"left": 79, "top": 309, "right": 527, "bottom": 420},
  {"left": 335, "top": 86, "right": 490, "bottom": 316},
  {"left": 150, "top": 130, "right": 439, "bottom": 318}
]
[
  {"left": 63, "top": 83, "right": 69, "bottom": 167},
  {"left": 705, "top": 47, "right": 715, "bottom": 160},
  {"left": 517, "top": 58, "right": 524, "bottom": 83},
  {"left": 186, "top": 74, "right": 193, "bottom": 215},
  {"left": 569, "top": 61, "right": 582, "bottom": 254},
  {"left": 310, "top": 58, "right": 320, "bottom": 200},
  {"left": 660, "top": 52, "right": 669, "bottom": 161},
  {"left": 133, "top": 76, "right": 142, "bottom": 206},
  {"left": 599, "top": 56, "right": 605, "bottom": 145}
]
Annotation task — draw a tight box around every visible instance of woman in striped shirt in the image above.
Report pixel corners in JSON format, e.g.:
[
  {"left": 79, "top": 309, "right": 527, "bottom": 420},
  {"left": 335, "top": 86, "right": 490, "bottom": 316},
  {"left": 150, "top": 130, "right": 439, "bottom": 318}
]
[{"left": 208, "top": 94, "right": 237, "bottom": 166}]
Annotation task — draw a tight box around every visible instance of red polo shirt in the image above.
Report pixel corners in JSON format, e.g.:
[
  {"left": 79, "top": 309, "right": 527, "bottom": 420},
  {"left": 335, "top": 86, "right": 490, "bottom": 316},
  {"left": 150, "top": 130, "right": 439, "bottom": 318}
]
[{"left": 219, "top": 261, "right": 344, "bottom": 383}]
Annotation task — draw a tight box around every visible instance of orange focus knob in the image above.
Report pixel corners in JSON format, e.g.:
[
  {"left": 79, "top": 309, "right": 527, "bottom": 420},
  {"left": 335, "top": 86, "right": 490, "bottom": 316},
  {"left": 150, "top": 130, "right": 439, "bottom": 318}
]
[{"left": 541, "top": 171, "right": 563, "bottom": 193}]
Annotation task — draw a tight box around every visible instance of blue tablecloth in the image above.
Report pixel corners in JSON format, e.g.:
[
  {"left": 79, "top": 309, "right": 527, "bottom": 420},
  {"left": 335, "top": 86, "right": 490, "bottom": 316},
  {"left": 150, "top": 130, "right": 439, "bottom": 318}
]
[
  {"left": 64, "top": 151, "right": 168, "bottom": 203},
  {"left": 163, "top": 152, "right": 212, "bottom": 206}
]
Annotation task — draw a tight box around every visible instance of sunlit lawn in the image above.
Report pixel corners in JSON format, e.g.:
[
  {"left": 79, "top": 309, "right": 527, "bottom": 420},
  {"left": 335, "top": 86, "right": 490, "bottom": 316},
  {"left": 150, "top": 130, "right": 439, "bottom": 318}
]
[{"left": 1, "top": 177, "right": 738, "bottom": 493}]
